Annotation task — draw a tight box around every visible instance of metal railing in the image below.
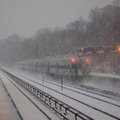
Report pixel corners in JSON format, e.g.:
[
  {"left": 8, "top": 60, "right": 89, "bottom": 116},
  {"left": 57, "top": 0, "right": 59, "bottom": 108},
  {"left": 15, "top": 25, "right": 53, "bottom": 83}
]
[
  {"left": 2, "top": 69, "right": 93, "bottom": 120},
  {"left": 78, "top": 84, "right": 120, "bottom": 99}
]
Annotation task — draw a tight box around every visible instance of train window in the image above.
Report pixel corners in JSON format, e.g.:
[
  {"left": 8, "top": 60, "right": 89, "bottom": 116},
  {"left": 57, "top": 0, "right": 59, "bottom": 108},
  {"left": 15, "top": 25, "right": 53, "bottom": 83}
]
[{"left": 79, "top": 59, "right": 83, "bottom": 63}]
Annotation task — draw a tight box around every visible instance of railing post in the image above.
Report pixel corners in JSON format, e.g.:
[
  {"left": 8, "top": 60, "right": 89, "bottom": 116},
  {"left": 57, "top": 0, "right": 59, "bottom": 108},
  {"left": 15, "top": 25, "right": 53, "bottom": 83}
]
[
  {"left": 42, "top": 77, "right": 44, "bottom": 84},
  {"left": 61, "top": 76, "right": 63, "bottom": 91}
]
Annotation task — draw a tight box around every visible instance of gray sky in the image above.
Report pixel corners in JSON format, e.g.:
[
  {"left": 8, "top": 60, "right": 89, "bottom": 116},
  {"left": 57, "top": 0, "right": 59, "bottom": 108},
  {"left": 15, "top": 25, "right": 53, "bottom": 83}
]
[{"left": 0, "top": 0, "right": 114, "bottom": 39}]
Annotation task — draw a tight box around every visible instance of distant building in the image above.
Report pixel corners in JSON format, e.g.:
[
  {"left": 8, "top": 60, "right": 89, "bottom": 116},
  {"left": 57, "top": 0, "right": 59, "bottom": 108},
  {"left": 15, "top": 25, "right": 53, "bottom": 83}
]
[{"left": 112, "top": 0, "right": 120, "bottom": 7}]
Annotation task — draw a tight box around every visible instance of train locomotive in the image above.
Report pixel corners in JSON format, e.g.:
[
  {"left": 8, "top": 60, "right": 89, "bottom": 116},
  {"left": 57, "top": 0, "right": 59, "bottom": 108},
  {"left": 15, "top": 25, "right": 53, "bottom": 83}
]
[{"left": 15, "top": 56, "right": 90, "bottom": 76}]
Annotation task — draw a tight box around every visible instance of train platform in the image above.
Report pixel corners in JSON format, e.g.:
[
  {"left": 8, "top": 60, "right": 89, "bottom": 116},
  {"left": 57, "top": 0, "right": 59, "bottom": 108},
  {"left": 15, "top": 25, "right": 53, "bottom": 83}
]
[
  {"left": 0, "top": 79, "right": 16, "bottom": 120},
  {"left": 0, "top": 70, "right": 61, "bottom": 120},
  {"left": 90, "top": 72, "right": 120, "bottom": 79}
]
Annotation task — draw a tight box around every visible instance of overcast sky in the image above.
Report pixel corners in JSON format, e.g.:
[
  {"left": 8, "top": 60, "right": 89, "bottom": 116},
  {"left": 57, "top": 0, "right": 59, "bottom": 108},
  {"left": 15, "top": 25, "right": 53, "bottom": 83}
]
[{"left": 0, "top": 0, "right": 114, "bottom": 40}]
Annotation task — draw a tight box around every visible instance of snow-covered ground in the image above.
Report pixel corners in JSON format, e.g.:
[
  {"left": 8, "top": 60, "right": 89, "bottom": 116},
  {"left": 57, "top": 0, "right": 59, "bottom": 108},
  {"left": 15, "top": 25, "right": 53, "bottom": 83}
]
[
  {"left": 3, "top": 68, "right": 120, "bottom": 120},
  {"left": 14, "top": 68, "right": 120, "bottom": 93},
  {"left": 0, "top": 70, "right": 62, "bottom": 120},
  {"left": 91, "top": 72, "right": 120, "bottom": 79}
]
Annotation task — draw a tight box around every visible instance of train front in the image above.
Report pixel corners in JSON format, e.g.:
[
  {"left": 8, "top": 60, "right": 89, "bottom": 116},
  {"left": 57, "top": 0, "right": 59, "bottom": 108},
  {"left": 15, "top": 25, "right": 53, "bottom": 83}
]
[{"left": 70, "top": 57, "right": 90, "bottom": 76}]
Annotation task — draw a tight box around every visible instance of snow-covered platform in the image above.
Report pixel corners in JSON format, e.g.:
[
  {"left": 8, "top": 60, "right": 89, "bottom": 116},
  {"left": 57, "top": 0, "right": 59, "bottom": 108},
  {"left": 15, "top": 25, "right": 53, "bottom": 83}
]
[
  {"left": 0, "top": 78, "right": 16, "bottom": 120},
  {"left": 90, "top": 72, "right": 120, "bottom": 79},
  {"left": 3, "top": 69, "right": 120, "bottom": 120},
  {"left": 0, "top": 70, "right": 61, "bottom": 120},
  {"left": 1, "top": 68, "right": 120, "bottom": 120}
]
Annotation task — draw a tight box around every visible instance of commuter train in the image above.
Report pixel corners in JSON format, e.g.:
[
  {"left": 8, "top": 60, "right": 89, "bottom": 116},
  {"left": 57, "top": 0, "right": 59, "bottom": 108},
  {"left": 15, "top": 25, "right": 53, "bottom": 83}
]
[{"left": 15, "top": 56, "right": 91, "bottom": 76}]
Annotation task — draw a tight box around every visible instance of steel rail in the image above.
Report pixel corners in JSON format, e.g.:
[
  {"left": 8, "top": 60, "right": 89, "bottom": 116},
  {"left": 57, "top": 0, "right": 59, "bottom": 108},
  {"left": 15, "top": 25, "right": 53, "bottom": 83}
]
[
  {"left": 13, "top": 70, "right": 120, "bottom": 100},
  {"left": 10, "top": 71, "right": 120, "bottom": 107}
]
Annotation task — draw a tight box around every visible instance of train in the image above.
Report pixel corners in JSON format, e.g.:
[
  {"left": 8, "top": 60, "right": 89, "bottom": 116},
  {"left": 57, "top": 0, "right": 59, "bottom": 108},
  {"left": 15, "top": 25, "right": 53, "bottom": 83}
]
[{"left": 15, "top": 56, "right": 91, "bottom": 77}]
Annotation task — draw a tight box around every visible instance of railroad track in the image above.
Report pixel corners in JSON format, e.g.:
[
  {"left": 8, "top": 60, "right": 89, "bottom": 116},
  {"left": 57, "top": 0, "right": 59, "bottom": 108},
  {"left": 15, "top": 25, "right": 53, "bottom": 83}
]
[
  {"left": 1, "top": 69, "right": 94, "bottom": 120},
  {"left": 1, "top": 71, "right": 53, "bottom": 120},
  {"left": 9, "top": 71, "right": 120, "bottom": 108},
  {"left": 9, "top": 70, "right": 120, "bottom": 105},
  {"left": 1, "top": 69, "right": 120, "bottom": 120},
  {"left": 13, "top": 70, "right": 120, "bottom": 101}
]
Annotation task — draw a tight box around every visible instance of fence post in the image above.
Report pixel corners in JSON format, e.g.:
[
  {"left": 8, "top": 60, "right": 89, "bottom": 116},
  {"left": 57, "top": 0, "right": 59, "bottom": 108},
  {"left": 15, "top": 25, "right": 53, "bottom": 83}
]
[
  {"left": 61, "top": 76, "right": 63, "bottom": 91},
  {"left": 42, "top": 77, "right": 44, "bottom": 84}
]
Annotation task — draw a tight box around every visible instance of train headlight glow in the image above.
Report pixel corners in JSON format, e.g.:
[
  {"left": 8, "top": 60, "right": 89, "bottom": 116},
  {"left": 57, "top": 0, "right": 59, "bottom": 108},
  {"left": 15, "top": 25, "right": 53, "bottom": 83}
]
[
  {"left": 71, "top": 58, "right": 76, "bottom": 63},
  {"left": 86, "top": 59, "right": 90, "bottom": 62}
]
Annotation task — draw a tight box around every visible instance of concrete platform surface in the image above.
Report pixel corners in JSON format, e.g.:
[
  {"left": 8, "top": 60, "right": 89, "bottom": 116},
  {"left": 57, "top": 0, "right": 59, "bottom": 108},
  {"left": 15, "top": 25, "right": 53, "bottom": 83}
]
[{"left": 0, "top": 80, "right": 16, "bottom": 120}]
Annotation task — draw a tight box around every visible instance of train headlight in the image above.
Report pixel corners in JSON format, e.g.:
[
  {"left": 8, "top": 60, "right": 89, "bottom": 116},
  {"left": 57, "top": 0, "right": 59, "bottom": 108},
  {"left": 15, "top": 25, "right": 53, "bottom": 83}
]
[
  {"left": 70, "top": 58, "right": 77, "bottom": 63},
  {"left": 117, "top": 46, "right": 120, "bottom": 52},
  {"left": 86, "top": 59, "right": 90, "bottom": 62},
  {"left": 71, "top": 58, "right": 76, "bottom": 63}
]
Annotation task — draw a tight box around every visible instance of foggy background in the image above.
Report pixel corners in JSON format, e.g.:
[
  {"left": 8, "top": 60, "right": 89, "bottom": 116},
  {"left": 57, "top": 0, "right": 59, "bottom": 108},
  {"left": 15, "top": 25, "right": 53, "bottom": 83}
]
[
  {"left": 0, "top": 0, "right": 113, "bottom": 39},
  {"left": 0, "top": 0, "right": 120, "bottom": 67}
]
